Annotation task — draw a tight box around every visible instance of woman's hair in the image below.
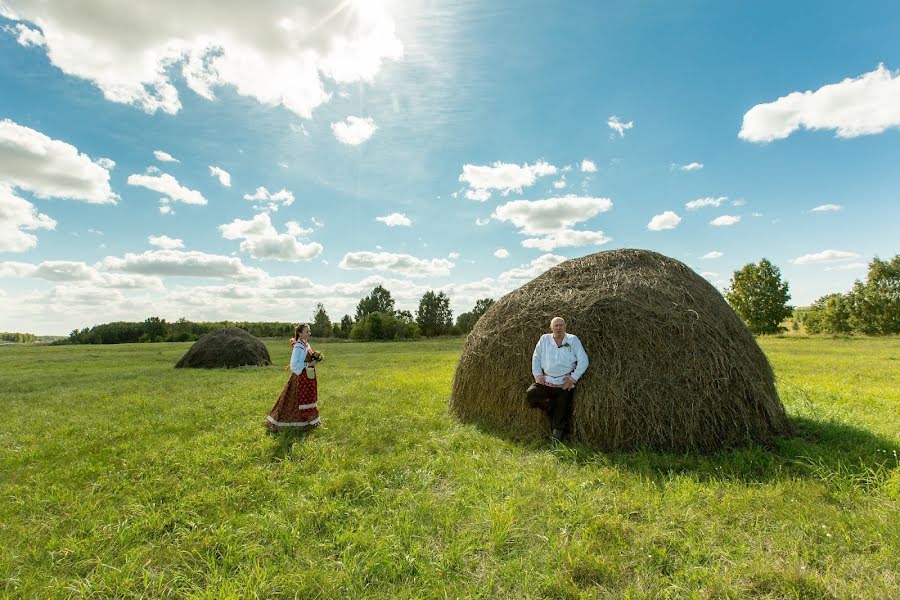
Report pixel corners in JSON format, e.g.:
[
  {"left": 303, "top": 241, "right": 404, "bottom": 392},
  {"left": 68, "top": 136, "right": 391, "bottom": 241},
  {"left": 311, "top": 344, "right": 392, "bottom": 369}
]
[{"left": 294, "top": 323, "right": 310, "bottom": 339}]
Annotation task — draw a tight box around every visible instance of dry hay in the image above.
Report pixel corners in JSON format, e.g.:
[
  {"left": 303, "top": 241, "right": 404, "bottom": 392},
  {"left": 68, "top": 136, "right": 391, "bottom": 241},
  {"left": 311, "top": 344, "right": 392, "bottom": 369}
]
[
  {"left": 174, "top": 327, "right": 271, "bottom": 369},
  {"left": 450, "top": 249, "right": 791, "bottom": 452}
]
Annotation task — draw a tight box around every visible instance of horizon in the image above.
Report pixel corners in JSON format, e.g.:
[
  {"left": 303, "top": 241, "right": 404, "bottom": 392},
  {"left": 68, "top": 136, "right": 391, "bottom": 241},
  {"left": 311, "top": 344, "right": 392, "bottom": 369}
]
[{"left": 2, "top": 1, "right": 899, "bottom": 336}]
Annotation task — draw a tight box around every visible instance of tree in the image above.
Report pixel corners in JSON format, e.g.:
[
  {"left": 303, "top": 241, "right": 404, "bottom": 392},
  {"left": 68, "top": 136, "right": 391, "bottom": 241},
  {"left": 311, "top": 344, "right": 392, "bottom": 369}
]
[
  {"left": 725, "top": 258, "right": 792, "bottom": 334},
  {"left": 847, "top": 255, "right": 900, "bottom": 335},
  {"left": 801, "top": 293, "right": 852, "bottom": 334},
  {"left": 356, "top": 285, "right": 395, "bottom": 321},
  {"left": 311, "top": 302, "right": 332, "bottom": 337},
  {"left": 416, "top": 290, "right": 453, "bottom": 336},
  {"left": 456, "top": 297, "right": 495, "bottom": 333},
  {"left": 339, "top": 315, "right": 354, "bottom": 338}
]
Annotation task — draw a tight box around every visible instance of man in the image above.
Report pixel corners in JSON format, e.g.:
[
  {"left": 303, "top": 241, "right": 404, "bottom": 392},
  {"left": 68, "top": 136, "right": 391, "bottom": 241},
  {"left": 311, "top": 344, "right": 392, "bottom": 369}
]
[{"left": 526, "top": 316, "right": 589, "bottom": 441}]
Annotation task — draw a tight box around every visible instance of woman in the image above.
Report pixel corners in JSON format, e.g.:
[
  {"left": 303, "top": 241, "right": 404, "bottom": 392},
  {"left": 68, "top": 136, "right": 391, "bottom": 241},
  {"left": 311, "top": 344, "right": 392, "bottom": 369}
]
[{"left": 266, "top": 323, "right": 322, "bottom": 430}]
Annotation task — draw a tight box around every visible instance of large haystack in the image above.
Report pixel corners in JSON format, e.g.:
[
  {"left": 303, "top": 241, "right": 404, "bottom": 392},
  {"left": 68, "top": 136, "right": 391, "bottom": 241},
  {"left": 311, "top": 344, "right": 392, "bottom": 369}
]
[
  {"left": 450, "top": 249, "right": 790, "bottom": 451},
  {"left": 175, "top": 327, "right": 271, "bottom": 369}
]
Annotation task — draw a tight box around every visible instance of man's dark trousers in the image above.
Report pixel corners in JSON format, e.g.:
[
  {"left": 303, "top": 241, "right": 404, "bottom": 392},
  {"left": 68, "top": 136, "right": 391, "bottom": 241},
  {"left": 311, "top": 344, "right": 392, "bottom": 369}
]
[{"left": 526, "top": 383, "right": 574, "bottom": 432}]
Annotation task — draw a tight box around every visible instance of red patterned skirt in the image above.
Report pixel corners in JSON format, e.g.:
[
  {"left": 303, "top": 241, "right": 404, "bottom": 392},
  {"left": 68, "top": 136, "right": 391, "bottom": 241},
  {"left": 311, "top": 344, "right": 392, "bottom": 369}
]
[{"left": 266, "top": 368, "right": 320, "bottom": 430}]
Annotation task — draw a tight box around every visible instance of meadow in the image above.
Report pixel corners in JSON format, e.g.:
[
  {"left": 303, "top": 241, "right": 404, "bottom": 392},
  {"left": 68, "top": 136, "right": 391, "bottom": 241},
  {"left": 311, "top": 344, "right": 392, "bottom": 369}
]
[{"left": 0, "top": 336, "right": 897, "bottom": 598}]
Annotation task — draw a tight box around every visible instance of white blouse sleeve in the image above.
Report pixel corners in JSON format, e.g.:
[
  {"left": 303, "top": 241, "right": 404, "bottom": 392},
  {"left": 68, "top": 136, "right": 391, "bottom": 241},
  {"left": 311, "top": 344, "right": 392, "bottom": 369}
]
[{"left": 289, "top": 344, "right": 308, "bottom": 376}]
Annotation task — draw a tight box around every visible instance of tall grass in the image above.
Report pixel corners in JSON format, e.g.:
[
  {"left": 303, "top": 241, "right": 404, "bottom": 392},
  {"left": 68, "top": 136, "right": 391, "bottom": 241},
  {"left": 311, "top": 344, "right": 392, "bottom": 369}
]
[{"left": 1, "top": 337, "right": 897, "bottom": 598}]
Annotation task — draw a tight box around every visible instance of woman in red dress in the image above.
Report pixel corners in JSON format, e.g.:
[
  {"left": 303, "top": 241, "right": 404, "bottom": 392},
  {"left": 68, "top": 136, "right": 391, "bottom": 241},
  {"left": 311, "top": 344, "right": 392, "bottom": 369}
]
[{"left": 266, "top": 323, "right": 322, "bottom": 430}]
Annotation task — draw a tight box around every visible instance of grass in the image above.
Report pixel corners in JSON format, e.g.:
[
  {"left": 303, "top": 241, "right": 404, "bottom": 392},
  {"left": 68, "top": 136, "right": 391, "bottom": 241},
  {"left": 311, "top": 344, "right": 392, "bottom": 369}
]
[{"left": 0, "top": 336, "right": 897, "bottom": 598}]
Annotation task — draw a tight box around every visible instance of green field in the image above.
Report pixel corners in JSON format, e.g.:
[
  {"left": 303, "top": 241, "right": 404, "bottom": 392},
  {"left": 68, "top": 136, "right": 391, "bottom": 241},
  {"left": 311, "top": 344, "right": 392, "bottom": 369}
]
[{"left": 1, "top": 337, "right": 898, "bottom": 598}]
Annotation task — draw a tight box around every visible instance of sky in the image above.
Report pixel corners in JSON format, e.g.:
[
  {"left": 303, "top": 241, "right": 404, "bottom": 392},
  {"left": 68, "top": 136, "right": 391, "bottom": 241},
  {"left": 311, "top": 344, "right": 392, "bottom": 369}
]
[{"left": 1, "top": 0, "right": 899, "bottom": 335}]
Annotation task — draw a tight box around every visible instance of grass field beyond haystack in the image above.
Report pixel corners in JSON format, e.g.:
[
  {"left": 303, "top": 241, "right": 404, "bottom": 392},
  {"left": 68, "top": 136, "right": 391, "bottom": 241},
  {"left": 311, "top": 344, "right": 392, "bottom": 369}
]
[{"left": 1, "top": 337, "right": 898, "bottom": 598}]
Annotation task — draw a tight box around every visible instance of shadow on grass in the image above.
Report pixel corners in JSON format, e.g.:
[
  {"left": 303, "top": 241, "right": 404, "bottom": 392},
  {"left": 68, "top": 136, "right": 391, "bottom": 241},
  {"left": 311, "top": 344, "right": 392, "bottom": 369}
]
[
  {"left": 267, "top": 427, "right": 319, "bottom": 461},
  {"left": 471, "top": 416, "right": 900, "bottom": 487}
]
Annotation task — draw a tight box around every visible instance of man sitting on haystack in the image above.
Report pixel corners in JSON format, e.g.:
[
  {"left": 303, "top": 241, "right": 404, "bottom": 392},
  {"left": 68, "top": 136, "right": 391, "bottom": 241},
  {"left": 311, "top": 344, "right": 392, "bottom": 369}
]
[{"left": 526, "top": 317, "right": 589, "bottom": 441}]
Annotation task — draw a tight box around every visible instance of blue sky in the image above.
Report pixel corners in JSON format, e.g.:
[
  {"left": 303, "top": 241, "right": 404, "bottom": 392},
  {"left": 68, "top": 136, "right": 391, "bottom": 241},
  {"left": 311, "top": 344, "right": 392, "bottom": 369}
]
[{"left": 1, "top": 1, "right": 898, "bottom": 334}]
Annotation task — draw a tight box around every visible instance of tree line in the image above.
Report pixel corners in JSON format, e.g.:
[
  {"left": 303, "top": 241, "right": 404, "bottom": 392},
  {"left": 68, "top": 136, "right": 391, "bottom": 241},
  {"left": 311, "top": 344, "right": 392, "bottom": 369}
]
[
  {"left": 725, "top": 255, "right": 898, "bottom": 335},
  {"left": 58, "top": 286, "right": 496, "bottom": 344},
  {"left": 1, "top": 332, "right": 37, "bottom": 343}
]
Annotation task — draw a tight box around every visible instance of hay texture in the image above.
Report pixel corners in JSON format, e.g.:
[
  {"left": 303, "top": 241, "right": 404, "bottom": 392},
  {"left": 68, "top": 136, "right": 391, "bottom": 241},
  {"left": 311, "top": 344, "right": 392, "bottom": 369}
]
[
  {"left": 174, "top": 327, "right": 271, "bottom": 369},
  {"left": 450, "top": 249, "right": 790, "bottom": 451}
]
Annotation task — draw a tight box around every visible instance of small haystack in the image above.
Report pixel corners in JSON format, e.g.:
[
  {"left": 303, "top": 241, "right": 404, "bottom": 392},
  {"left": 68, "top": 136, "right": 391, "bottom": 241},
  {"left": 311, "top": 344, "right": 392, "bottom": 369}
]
[
  {"left": 175, "top": 327, "right": 271, "bottom": 369},
  {"left": 450, "top": 249, "right": 790, "bottom": 451}
]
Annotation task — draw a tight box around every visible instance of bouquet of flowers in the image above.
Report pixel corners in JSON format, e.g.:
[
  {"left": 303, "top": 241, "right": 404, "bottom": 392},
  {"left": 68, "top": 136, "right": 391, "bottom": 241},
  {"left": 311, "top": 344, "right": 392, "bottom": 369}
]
[{"left": 306, "top": 350, "right": 324, "bottom": 363}]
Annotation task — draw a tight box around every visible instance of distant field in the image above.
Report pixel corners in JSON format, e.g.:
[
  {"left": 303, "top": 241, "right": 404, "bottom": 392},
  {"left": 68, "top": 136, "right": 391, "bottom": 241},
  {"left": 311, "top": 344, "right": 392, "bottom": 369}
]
[{"left": 1, "top": 336, "right": 897, "bottom": 598}]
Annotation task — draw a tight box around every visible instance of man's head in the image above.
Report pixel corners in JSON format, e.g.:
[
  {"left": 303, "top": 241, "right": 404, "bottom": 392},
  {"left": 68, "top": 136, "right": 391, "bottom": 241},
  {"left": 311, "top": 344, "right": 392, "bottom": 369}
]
[{"left": 550, "top": 317, "right": 566, "bottom": 336}]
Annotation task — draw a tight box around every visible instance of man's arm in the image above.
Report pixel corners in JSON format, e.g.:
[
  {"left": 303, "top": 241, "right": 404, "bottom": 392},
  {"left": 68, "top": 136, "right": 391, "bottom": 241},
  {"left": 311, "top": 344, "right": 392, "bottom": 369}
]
[
  {"left": 570, "top": 336, "right": 589, "bottom": 381},
  {"left": 532, "top": 336, "right": 545, "bottom": 383}
]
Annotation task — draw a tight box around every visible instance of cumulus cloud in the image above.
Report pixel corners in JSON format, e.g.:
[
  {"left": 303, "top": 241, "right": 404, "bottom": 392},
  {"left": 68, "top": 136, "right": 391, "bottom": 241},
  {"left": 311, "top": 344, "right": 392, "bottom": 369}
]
[
  {"left": 102, "top": 249, "right": 266, "bottom": 279},
  {"left": 710, "top": 215, "right": 740, "bottom": 226},
  {"left": 375, "top": 212, "right": 412, "bottom": 227},
  {"left": 521, "top": 229, "right": 611, "bottom": 251},
  {"left": 580, "top": 159, "right": 598, "bottom": 173},
  {"left": 459, "top": 160, "right": 557, "bottom": 200},
  {"left": 95, "top": 157, "right": 116, "bottom": 170},
  {"left": 209, "top": 166, "right": 231, "bottom": 187},
  {"left": 789, "top": 249, "right": 862, "bottom": 265},
  {"left": 492, "top": 195, "right": 612, "bottom": 234},
  {"left": 740, "top": 64, "right": 900, "bottom": 142},
  {"left": 0, "top": 184, "right": 57, "bottom": 252},
  {"left": 494, "top": 248, "right": 509, "bottom": 258},
  {"left": 243, "top": 186, "right": 294, "bottom": 212},
  {"left": 811, "top": 204, "right": 843, "bottom": 212},
  {"left": 3, "top": 22, "right": 45, "bottom": 46},
  {"left": 492, "top": 195, "right": 612, "bottom": 250},
  {"left": 647, "top": 211, "right": 681, "bottom": 231},
  {"left": 608, "top": 115, "right": 633, "bottom": 137},
  {"left": 0, "top": 1, "right": 403, "bottom": 117},
  {"left": 331, "top": 116, "right": 377, "bottom": 145},
  {"left": 685, "top": 196, "right": 726, "bottom": 210},
  {"left": 154, "top": 150, "right": 179, "bottom": 163},
  {"left": 0, "top": 259, "right": 162, "bottom": 288},
  {"left": 0, "top": 119, "right": 118, "bottom": 204},
  {"left": 498, "top": 254, "right": 566, "bottom": 282},
  {"left": 219, "top": 212, "right": 321, "bottom": 261},
  {"left": 552, "top": 178, "right": 567, "bottom": 189},
  {"left": 148, "top": 235, "right": 184, "bottom": 250},
  {"left": 677, "top": 162, "right": 704, "bottom": 171},
  {"left": 338, "top": 251, "right": 454, "bottom": 277},
  {"left": 701, "top": 251, "right": 723, "bottom": 259},
  {"left": 127, "top": 171, "right": 207, "bottom": 206}
]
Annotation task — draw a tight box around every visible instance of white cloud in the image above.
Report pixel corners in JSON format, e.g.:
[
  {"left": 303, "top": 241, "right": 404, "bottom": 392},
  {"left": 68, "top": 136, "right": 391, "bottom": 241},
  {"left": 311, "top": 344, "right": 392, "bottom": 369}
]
[
  {"left": 331, "top": 116, "right": 377, "bottom": 145},
  {"left": 580, "top": 159, "right": 598, "bottom": 173},
  {"left": 153, "top": 150, "right": 179, "bottom": 163},
  {"left": 1, "top": 1, "right": 403, "bottom": 117},
  {"left": 498, "top": 254, "right": 566, "bottom": 282},
  {"left": 494, "top": 248, "right": 509, "bottom": 258},
  {"left": 521, "top": 229, "right": 611, "bottom": 251},
  {"left": 242, "top": 186, "right": 294, "bottom": 212},
  {"left": 677, "top": 162, "right": 704, "bottom": 171},
  {"left": 492, "top": 195, "right": 612, "bottom": 234},
  {"left": 148, "top": 235, "right": 184, "bottom": 250},
  {"left": 811, "top": 204, "right": 843, "bottom": 212},
  {"left": 127, "top": 172, "right": 206, "bottom": 207},
  {"left": 102, "top": 249, "right": 266, "bottom": 279},
  {"left": 475, "top": 217, "right": 490, "bottom": 226},
  {"left": 752, "top": 212, "right": 763, "bottom": 217},
  {"left": 219, "top": 212, "right": 321, "bottom": 261},
  {"left": 448, "top": 252, "right": 460, "bottom": 260},
  {"left": 0, "top": 184, "right": 57, "bottom": 252},
  {"left": 209, "top": 166, "right": 231, "bottom": 187},
  {"left": 552, "top": 178, "right": 567, "bottom": 189},
  {"left": 647, "top": 211, "right": 681, "bottom": 231},
  {"left": 338, "top": 251, "right": 454, "bottom": 277},
  {"left": 739, "top": 64, "right": 900, "bottom": 142},
  {"left": 96, "top": 157, "right": 116, "bottom": 170},
  {"left": 159, "top": 205, "right": 174, "bottom": 215},
  {"left": 459, "top": 160, "right": 558, "bottom": 199},
  {"left": 3, "top": 22, "right": 44, "bottom": 47},
  {"left": 375, "top": 212, "right": 411, "bottom": 227},
  {"left": 790, "top": 250, "right": 862, "bottom": 265},
  {"left": 608, "top": 115, "right": 633, "bottom": 137},
  {"left": 710, "top": 215, "right": 741, "bottom": 226},
  {"left": 0, "top": 119, "right": 118, "bottom": 204},
  {"left": 685, "top": 196, "right": 726, "bottom": 210},
  {"left": 701, "top": 251, "right": 723, "bottom": 259},
  {"left": 731, "top": 199, "right": 746, "bottom": 206}
]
